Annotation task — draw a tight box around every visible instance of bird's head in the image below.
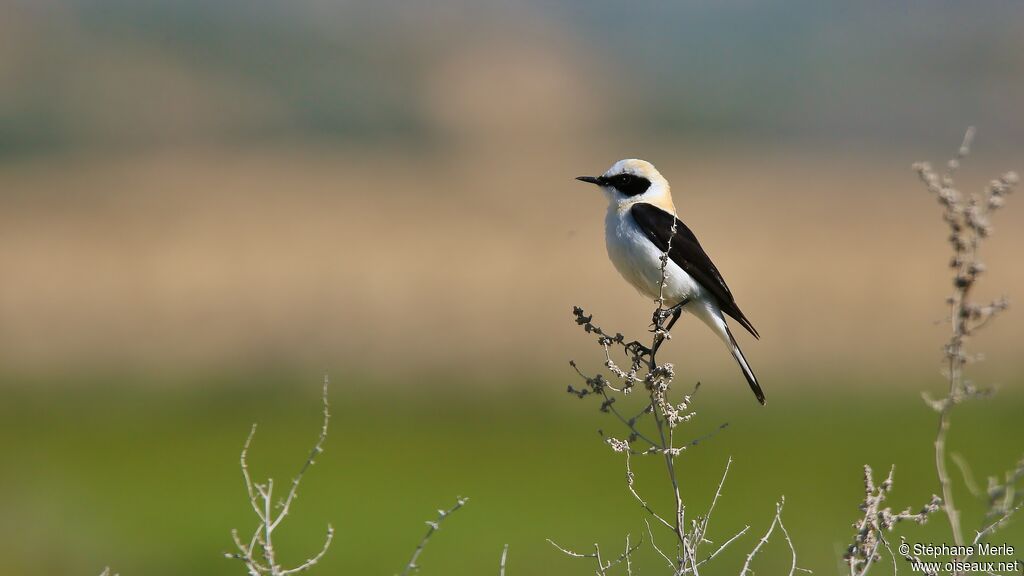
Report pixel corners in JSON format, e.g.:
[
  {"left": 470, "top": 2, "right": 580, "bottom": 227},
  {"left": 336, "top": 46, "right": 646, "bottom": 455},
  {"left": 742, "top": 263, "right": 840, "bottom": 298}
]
[{"left": 576, "top": 159, "right": 675, "bottom": 214}]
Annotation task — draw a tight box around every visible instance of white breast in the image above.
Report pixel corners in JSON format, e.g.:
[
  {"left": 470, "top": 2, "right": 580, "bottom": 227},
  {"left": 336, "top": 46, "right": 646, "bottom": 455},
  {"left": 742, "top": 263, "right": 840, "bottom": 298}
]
[{"left": 604, "top": 207, "right": 704, "bottom": 306}]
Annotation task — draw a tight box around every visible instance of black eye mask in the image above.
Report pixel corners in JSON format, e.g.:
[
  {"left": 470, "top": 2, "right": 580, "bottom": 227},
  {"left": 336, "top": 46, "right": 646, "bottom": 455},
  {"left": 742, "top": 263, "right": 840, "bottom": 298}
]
[{"left": 608, "top": 174, "right": 651, "bottom": 197}]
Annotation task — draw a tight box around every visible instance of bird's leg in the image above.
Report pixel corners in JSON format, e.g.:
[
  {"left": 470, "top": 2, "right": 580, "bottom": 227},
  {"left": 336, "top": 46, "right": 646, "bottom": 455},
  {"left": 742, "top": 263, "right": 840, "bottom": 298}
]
[
  {"left": 650, "top": 301, "right": 685, "bottom": 331},
  {"left": 650, "top": 300, "right": 687, "bottom": 365},
  {"left": 662, "top": 304, "right": 684, "bottom": 332},
  {"left": 650, "top": 300, "right": 686, "bottom": 332},
  {"left": 624, "top": 340, "right": 653, "bottom": 362}
]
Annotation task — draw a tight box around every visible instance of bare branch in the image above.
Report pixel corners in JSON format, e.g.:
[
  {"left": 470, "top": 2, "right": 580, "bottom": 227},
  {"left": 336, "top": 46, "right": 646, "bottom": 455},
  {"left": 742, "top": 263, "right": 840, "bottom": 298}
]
[
  {"left": 692, "top": 525, "right": 750, "bottom": 570},
  {"left": 548, "top": 536, "right": 642, "bottom": 576},
  {"left": 400, "top": 496, "right": 469, "bottom": 576},
  {"left": 738, "top": 497, "right": 809, "bottom": 576},
  {"left": 951, "top": 453, "right": 982, "bottom": 497},
  {"left": 913, "top": 128, "right": 1018, "bottom": 548},
  {"left": 226, "top": 376, "right": 333, "bottom": 575},
  {"left": 972, "top": 502, "right": 1022, "bottom": 546},
  {"left": 499, "top": 544, "right": 509, "bottom": 576},
  {"left": 844, "top": 465, "right": 940, "bottom": 575},
  {"left": 740, "top": 499, "right": 782, "bottom": 576},
  {"left": 645, "top": 517, "right": 675, "bottom": 570},
  {"left": 624, "top": 450, "right": 674, "bottom": 532}
]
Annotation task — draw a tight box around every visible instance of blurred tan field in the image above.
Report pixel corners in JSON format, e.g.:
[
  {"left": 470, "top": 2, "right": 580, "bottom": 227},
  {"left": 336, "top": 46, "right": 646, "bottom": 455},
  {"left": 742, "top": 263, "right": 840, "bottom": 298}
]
[{"left": 2, "top": 144, "right": 1022, "bottom": 385}]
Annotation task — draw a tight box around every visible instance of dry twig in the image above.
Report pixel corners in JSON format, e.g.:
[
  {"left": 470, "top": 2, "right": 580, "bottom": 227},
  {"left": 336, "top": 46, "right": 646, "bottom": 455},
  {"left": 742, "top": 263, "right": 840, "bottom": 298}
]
[
  {"left": 741, "top": 497, "right": 808, "bottom": 576},
  {"left": 400, "top": 496, "right": 469, "bottom": 576},
  {"left": 564, "top": 220, "right": 793, "bottom": 573},
  {"left": 499, "top": 544, "right": 509, "bottom": 576},
  {"left": 547, "top": 536, "right": 642, "bottom": 576},
  {"left": 844, "top": 466, "right": 940, "bottom": 575},
  {"left": 849, "top": 129, "right": 1019, "bottom": 576},
  {"left": 225, "top": 377, "right": 333, "bottom": 575},
  {"left": 913, "top": 127, "right": 1017, "bottom": 546}
]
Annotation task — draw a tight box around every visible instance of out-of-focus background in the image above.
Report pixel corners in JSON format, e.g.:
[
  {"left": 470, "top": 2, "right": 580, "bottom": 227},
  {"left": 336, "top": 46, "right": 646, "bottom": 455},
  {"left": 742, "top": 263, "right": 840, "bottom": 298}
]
[{"left": 1, "top": 1, "right": 1022, "bottom": 574}]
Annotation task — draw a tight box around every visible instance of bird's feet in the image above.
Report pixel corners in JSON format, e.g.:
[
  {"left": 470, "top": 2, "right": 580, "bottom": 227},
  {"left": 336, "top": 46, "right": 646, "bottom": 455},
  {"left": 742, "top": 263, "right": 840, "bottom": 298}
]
[
  {"left": 624, "top": 340, "right": 653, "bottom": 361},
  {"left": 650, "top": 301, "right": 686, "bottom": 331}
]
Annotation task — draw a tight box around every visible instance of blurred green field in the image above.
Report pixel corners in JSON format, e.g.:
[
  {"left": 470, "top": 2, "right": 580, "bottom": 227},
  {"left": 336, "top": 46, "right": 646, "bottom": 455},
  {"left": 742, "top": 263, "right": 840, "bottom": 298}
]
[{"left": 2, "top": 372, "right": 1021, "bottom": 575}]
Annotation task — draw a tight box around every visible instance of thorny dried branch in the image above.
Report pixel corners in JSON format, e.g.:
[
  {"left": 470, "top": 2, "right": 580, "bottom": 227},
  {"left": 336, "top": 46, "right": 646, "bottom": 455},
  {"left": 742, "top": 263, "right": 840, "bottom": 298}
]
[
  {"left": 399, "top": 496, "right": 469, "bottom": 576},
  {"left": 563, "top": 221, "right": 798, "bottom": 573},
  {"left": 976, "top": 455, "right": 1024, "bottom": 544},
  {"left": 741, "top": 497, "right": 807, "bottom": 576},
  {"left": 844, "top": 466, "right": 940, "bottom": 575},
  {"left": 225, "top": 377, "right": 333, "bottom": 576},
  {"left": 499, "top": 544, "right": 509, "bottom": 576},
  {"left": 221, "top": 377, "right": 470, "bottom": 576},
  {"left": 547, "top": 536, "right": 643, "bottom": 576},
  {"left": 847, "top": 129, "right": 1020, "bottom": 576},
  {"left": 913, "top": 127, "right": 1017, "bottom": 547}
]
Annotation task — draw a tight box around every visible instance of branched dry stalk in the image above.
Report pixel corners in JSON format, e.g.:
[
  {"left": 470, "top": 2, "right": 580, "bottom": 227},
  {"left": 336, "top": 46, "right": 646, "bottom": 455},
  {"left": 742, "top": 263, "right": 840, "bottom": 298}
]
[
  {"left": 843, "top": 466, "right": 941, "bottom": 576},
  {"left": 913, "top": 127, "right": 1018, "bottom": 548},
  {"left": 399, "top": 496, "right": 469, "bottom": 576},
  {"left": 225, "top": 377, "right": 333, "bottom": 576},
  {"left": 740, "top": 497, "right": 807, "bottom": 576},
  {"left": 960, "top": 455, "right": 1024, "bottom": 565},
  {"left": 563, "top": 223, "right": 803, "bottom": 574},
  {"left": 547, "top": 536, "right": 644, "bottom": 576},
  {"left": 846, "top": 128, "right": 1020, "bottom": 576},
  {"left": 976, "top": 456, "right": 1024, "bottom": 542}
]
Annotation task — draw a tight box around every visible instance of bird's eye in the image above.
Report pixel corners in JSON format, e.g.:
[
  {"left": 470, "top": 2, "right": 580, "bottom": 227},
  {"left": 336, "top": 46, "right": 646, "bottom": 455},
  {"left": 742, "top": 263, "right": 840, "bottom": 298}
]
[{"left": 610, "top": 173, "right": 651, "bottom": 197}]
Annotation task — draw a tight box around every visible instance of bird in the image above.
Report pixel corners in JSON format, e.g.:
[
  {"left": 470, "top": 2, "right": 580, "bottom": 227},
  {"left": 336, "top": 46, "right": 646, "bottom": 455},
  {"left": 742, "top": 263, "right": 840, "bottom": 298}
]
[{"left": 576, "top": 159, "right": 765, "bottom": 405}]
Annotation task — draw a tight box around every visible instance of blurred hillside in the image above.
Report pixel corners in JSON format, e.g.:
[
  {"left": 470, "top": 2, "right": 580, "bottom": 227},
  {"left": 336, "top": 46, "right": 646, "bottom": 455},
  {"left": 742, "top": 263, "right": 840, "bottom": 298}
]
[{"left": 4, "top": 1, "right": 1024, "bottom": 154}]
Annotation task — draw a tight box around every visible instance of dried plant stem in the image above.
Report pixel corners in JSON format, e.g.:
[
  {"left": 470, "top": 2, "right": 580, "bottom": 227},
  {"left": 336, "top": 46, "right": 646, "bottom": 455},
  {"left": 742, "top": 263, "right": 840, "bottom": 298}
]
[
  {"left": 566, "top": 215, "right": 798, "bottom": 573},
  {"left": 226, "top": 376, "right": 333, "bottom": 576},
  {"left": 400, "top": 496, "right": 469, "bottom": 576},
  {"left": 844, "top": 465, "right": 940, "bottom": 575},
  {"left": 655, "top": 409, "right": 686, "bottom": 546},
  {"left": 933, "top": 130, "right": 974, "bottom": 546},
  {"left": 934, "top": 405, "right": 962, "bottom": 545},
  {"left": 913, "top": 127, "right": 1018, "bottom": 553},
  {"left": 740, "top": 498, "right": 783, "bottom": 576},
  {"left": 547, "top": 537, "right": 642, "bottom": 575},
  {"left": 499, "top": 544, "right": 509, "bottom": 576},
  {"left": 842, "top": 128, "right": 1019, "bottom": 576}
]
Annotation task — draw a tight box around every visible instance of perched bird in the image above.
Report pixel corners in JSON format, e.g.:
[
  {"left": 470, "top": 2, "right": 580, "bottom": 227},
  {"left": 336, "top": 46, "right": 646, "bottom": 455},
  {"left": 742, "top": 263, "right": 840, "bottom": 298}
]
[{"left": 577, "top": 159, "right": 765, "bottom": 404}]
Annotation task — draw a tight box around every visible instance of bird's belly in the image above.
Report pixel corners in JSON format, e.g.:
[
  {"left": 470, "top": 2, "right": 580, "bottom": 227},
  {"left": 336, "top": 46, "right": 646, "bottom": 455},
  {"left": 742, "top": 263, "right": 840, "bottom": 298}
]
[{"left": 605, "top": 219, "right": 702, "bottom": 306}]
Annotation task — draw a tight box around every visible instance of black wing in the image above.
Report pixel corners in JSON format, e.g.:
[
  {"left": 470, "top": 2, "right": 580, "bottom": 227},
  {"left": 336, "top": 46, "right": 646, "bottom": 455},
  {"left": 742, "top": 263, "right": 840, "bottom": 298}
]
[{"left": 630, "top": 203, "right": 759, "bottom": 339}]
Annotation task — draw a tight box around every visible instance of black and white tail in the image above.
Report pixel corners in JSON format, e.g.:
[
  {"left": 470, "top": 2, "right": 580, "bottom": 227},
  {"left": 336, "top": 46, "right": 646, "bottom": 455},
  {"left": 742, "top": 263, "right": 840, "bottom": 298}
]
[{"left": 725, "top": 324, "right": 765, "bottom": 405}]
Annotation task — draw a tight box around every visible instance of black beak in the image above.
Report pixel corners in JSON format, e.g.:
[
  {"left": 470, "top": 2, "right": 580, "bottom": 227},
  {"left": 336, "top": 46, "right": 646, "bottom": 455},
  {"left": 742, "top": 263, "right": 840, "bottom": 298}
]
[{"left": 576, "top": 175, "right": 602, "bottom": 185}]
